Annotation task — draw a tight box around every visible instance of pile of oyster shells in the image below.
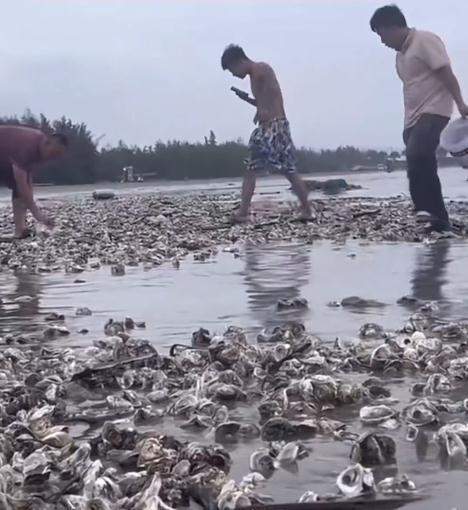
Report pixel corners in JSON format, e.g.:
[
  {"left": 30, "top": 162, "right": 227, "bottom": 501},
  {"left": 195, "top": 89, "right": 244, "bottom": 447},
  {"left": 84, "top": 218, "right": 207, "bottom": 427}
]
[
  {"left": 1, "top": 294, "right": 468, "bottom": 508},
  {"left": 0, "top": 193, "right": 467, "bottom": 275}
]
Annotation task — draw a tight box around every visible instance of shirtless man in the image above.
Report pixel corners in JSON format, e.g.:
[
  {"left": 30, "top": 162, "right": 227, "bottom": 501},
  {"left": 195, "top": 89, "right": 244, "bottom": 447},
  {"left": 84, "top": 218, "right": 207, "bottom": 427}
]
[
  {"left": 221, "top": 44, "right": 312, "bottom": 222},
  {"left": 0, "top": 125, "right": 68, "bottom": 237}
]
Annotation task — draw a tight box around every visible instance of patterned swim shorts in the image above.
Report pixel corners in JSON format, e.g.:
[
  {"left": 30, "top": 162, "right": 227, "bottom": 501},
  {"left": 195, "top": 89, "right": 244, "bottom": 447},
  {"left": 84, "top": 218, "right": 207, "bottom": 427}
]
[{"left": 245, "top": 118, "right": 297, "bottom": 175}]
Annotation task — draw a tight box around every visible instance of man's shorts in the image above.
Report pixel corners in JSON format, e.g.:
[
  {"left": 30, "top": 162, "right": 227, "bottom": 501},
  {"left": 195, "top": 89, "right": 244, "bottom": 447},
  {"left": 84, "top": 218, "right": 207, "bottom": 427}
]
[
  {"left": 245, "top": 117, "right": 297, "bottom": 175},
  {"left": 0, "top": 164, "right": 18, "bottom": 197}
]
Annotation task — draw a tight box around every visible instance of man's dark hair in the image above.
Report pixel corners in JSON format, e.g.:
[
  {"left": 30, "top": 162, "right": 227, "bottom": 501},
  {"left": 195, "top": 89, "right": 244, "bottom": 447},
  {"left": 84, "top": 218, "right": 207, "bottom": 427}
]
[
  {"left": 221, "top": 44, "right": 248, "bottom": 70},
  {"left": 370, "top": 5, "right": 407, "bottom": 32},
  {"left": 51, "top": 132, "right": 69, "bottom": 147}
]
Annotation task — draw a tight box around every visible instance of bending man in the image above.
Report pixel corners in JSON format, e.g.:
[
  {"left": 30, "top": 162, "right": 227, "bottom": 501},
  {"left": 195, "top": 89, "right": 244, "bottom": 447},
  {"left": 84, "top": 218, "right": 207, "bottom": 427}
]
[
  {"left": 221, "top": 45, "right": 312, "bottom": 223},
  {"left": 0, "top": 125, "right": 68, "bottom": 237}
]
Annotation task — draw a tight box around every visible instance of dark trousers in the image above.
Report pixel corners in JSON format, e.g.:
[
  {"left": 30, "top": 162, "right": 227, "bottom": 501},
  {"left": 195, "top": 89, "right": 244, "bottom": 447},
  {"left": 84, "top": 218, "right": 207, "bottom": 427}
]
[
  {"left": 403, "top": 113, "right": 450, "bottom": 224},
  {"left": 0, "top": 164, "right": 19, "bottom": 198}
]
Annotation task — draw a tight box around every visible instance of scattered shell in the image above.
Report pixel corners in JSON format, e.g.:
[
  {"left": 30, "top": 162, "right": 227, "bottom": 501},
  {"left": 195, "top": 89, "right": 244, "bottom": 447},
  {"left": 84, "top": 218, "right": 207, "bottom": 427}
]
[
  {"left": 377, "top": 475, "right": 417, "bottom": 495},
  {"left": 111, "top": 263, "right": 125, "bottom": 276},
  {"left": 249, "top": 449, "right": 275, "bottom": 478},
  {"left": 0, "top": 266, "right": 465, "bottom": 508},
  {"left": 360, "top": 405, "right": 398, "bottom": 426},
  {"left": 350, "top": 432, "right": 396, "bottom": 466},
  {"left": 277, "top": 298, "right": 309, "bottom": 311},
  {"left": 76, "top": 307, "right": 93, "bottom": 316},
  {"left": 403, "top": 399, "right": 439, "bottom": 427},
  {"left": 336, "top": 463, "right": 375, "bottom": 498}
]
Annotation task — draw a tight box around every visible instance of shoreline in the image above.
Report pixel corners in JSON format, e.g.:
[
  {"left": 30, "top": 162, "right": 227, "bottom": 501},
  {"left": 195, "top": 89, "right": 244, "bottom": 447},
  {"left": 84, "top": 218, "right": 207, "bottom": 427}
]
[{"left": 1, "top": 192, "right": 467, "bottom": 275}]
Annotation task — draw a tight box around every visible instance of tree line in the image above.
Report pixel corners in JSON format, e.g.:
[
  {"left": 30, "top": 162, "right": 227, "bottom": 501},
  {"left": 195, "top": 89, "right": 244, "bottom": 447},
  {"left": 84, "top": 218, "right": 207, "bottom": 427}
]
[{"left": 1, "top": 112, "right": 402, "bottom": 185}]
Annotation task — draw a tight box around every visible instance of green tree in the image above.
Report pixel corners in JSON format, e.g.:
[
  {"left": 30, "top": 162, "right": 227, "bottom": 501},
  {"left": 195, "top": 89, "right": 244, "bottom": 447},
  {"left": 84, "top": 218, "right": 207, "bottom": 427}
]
[{"left": 1, "top": 110, "right": 395, "bottom": 183}]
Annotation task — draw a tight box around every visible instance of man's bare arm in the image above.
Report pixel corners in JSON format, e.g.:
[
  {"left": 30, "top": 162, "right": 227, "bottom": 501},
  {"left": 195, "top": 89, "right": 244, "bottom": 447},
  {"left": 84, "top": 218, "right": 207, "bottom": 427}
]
[
  {"left": 13, "top": 164, "right": 54, "bottom": 227},
  {"left": 13, "top": 165, "right": 39, "bottom": 214},
  {"left": 231, "top": 87, "right": 257, "bottom": 107},
  {"left": 435, "top": 66, "right": 468, "bottom": 117}
]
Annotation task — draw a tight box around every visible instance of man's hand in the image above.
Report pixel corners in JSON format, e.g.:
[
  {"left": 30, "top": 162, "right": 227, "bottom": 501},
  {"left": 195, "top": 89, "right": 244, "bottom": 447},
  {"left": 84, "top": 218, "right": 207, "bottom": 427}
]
[
  {"left": 230, "top": 86, "right": 257, "bottom": 107},
  {"left": 231, "top": 86, "right": 249, "bottom": 100},
  {"left": 11, "top": 165, "right": 55, "bottom": 229},
  {"left": 457, "top": 102, "right": 468, "bottom": 117}
]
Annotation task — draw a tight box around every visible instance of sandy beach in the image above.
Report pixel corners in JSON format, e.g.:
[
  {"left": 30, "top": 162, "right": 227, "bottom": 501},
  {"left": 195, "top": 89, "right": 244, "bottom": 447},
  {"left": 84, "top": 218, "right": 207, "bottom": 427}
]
[{"left": 0, "top": 183, "right": 468, "bottom": 509}]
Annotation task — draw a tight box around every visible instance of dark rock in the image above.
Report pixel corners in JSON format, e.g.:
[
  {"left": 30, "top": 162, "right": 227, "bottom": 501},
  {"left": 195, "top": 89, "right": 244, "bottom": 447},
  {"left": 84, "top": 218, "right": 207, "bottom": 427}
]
[
  {"left": 341, "top": 296, "right": 386, "bottom": 308},
  {"left": 303, "top": 178, "right": 362, "bottom": 194},
  {"left": 397, "top": 295, "right": 423, "bottom": 307},
  {"left": 93, "top": 190, "right": 116, "bottom": 200},
  {"left": 359, "top": 323, "right": 386, "bottom": 339}
]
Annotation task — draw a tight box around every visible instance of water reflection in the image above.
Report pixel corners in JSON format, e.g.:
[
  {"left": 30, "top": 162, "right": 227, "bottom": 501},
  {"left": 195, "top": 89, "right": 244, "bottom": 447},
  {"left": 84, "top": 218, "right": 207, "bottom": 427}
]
[
  {"left": 415, "top": 429, "right": 430, "bottom": 463},
  {"left": 242, "top": 243, "right": 311, "bottom": 328},
  {"left": 0, "top": 272, "right": 42, "bottom": 334},
  {"left": 411, "top": 242, "right": 451, "bottom": 303}
]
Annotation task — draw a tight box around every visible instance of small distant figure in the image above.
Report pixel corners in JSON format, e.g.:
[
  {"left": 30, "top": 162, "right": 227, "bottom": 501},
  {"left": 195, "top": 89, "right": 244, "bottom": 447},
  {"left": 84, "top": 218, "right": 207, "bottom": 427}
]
[
  {"left": 221, "top": 45, "right": 312, "bottom": 223},
  {"left": 122, "top": 165, "right": 135, "bottom": 183},
  {"left": 0, "top": 125, "right": 68, "bottom": 238},
  {"left": 121, "top": 167, "right": 128, "bottom": 183},
  {"left": 370, "top": 5, "right": 468, "bottom": 232}
]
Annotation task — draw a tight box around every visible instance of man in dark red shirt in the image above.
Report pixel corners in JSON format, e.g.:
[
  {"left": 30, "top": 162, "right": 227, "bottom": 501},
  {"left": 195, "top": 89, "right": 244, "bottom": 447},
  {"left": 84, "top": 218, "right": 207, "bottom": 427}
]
[{"left": 0, "top": 125, "right": 68, "bottom": 237}]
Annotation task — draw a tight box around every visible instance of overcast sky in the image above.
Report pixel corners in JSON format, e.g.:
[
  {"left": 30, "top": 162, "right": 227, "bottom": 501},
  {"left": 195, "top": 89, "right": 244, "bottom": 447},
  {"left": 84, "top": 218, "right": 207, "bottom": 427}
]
[{"left": 1, "top": 0, "right": 467, "bottom": 150}]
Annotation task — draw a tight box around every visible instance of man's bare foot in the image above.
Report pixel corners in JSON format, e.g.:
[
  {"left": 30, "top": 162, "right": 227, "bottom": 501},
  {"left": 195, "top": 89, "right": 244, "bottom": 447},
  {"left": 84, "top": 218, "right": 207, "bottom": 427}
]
[
  {"left": 14, "top": 228, "right": 33, "bottom": 240},
  {"left": 293, "top": 210, "right": 316, "bottom": 223}
]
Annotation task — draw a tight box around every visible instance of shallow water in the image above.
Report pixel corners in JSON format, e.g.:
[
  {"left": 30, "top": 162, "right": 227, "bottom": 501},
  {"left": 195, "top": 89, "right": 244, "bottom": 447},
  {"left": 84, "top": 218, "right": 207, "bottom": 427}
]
[
  {"left": 2, "top": 239, "right": 468, "bottom": 344},
  {"left": 2, "top": 239, "right": 468, "bottom": 508}
]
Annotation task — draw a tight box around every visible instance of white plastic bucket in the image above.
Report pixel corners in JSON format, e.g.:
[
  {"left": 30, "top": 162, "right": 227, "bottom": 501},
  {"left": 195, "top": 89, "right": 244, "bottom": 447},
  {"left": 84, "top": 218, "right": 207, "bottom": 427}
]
[{"left": 440, "top": 118, "right": 468, "bottom": 168}]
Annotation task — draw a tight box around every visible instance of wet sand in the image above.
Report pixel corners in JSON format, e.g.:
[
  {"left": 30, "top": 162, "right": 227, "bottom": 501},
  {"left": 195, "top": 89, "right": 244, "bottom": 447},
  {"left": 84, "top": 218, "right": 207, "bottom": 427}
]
[
  {"left": 1, "top": 184, "right": 468, "bottom": 508},
  {"left": 1, "top": 190, "right": 468, "bottom": 280}
]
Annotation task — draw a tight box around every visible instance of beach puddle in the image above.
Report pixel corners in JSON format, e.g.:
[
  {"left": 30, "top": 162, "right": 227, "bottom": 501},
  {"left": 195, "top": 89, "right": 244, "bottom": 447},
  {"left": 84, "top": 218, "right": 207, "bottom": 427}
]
[{"left": 1, "top": 239, "right": 468, "bottom": 508}]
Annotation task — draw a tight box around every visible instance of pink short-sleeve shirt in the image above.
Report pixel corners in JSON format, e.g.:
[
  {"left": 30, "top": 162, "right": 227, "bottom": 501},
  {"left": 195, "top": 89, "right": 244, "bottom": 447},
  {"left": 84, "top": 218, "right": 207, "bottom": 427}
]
[{"left": 396, "top": 29, "right": 453, "bottom": 128}]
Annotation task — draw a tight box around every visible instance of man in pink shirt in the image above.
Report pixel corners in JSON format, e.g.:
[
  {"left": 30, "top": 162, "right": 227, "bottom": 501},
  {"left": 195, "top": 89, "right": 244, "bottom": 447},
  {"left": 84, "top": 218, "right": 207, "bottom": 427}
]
[
  {"left": 0, "top": 125, "right": 68, "bottom": 238},
  {"left": 370, "top": 5, "right": 468, "bottom": 232}
]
